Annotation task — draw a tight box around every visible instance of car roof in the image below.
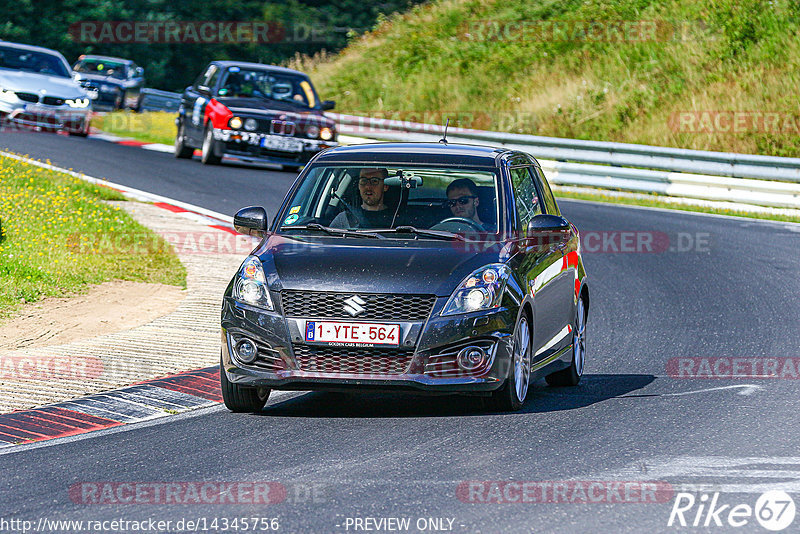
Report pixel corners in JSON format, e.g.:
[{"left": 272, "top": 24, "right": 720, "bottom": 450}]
[
  {"left": 0, "top": 40, "right": 66, "bottom": 57},
  {"left": 211, "top": 61, "right": 308, "bottom": 77},
  {"left": 76, "top": 55, "right": 133, "bottom": 65},
  {"left": 314, "top": 142, "right": 514, "bottom": 168}
]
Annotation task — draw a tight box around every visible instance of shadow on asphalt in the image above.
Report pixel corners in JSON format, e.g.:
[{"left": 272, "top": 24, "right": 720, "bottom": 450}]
[{"left": 256, "top": 374, "right": 655, "bottom": 418}]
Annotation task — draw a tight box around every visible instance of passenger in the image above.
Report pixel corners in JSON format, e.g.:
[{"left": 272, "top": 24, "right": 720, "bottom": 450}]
[{"left": 330, "top": 168, "right": 394, "bottom": 229}]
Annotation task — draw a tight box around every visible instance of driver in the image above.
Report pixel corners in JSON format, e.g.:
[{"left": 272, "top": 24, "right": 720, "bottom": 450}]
[
  {"left": 330, "top": 168, "right": 395, "bottom": 229},
  {"left": 445, "top": 178, "right": 495, "bottom": 231}
]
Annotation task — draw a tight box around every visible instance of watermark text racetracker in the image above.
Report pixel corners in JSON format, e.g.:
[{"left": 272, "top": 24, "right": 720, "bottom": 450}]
[
  {"left": 70, "top": 21, "right": 356, "bottom": 44},
  {"left": 70, "top": 481, "right": 325, "bottom": 505},
  {"left": 67, "top": 230, "right": 259, "bottom": 255},
  {"left": 457, "top": 480, "right": 674, "bottom": 503},
  {"left": 667, "top": 357, "right": 800, "bottom": 379}
]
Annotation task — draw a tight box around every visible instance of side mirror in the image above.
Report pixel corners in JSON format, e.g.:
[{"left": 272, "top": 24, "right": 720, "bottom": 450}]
[
  {"left": 527, "top": 214, "right": 570, "bottom": 232},
  {"left": 197, "top": 85, "right": 211, "bottom": 96},
  {"left": 135, "top": 67, "right": 144, "bottom": 77},
  {"left": 234, "top": 206, "right": 269, "bottom": 236},
  {"left": 321, "top": 100, "right": 335, "bottom": 111}
]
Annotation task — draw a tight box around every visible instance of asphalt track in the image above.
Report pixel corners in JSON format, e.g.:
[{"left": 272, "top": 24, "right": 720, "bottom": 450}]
[{"left": 2, "top": 130, "right": 800, "bottom": 533}]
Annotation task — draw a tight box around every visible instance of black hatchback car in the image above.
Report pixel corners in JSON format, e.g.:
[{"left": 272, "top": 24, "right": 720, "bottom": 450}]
[
  {"left": 175, "top": 61, "right": 337, "bottom": 171},
  {"left": 221, "top": 143, "right": 589, "bottom": 412}
]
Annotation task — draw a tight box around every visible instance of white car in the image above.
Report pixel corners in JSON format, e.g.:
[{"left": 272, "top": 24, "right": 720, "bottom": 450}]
[{"left": 0, "top": 41, "right": 92, "bottom": 136}]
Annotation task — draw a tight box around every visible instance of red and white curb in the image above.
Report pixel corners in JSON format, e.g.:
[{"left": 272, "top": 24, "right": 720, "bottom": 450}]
[
  {"left": 89, "top": 132, "right": 176, "bottom": 153},
  {"left": 0, "top": 367, "right": 222, "bottom": 447}
]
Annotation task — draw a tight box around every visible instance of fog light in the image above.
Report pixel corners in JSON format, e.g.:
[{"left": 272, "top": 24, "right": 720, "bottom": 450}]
[
  {"left": 235, "top": 338, "right": 258, "bottom": 363},
  {"left": 457, "top": 346, "right": 486, "bottom": 371}
]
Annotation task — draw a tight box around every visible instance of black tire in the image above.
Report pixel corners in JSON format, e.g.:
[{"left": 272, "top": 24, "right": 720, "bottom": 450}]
[
  {"left": 220, "top": 361, "right": 271, "bottom": 413},
  {"left": 488, "top": 314, "right": 531, "bottom": 412},
  {"left": 68, "top": 118, "right": 90, "bottom": 137},
  {"left": 174, "top": 121, "right": 193, "bottom": 159},
  {"left": 546, "top": 296, "right": 587, "bottom": 387},
  {"left": 201, "top": 126, "right": 222, "bottom": 165}
]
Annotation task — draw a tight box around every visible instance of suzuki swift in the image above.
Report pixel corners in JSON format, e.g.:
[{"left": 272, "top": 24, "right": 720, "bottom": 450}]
[{"left": 221, "top": 142, "right": 589, "bottom": 412}]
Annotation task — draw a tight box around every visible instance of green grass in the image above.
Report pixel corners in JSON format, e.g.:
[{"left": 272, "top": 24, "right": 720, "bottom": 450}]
[
  {"left": 94, "top": 111, "right": 178, "bottom": 146},
  {"left": 0, "top": 154, "right": 186, "bottom": 318},
  {"left": 292, "top": 0, "right": 800, "bottom": 157},
  {"left": 554, "top": 188, "right": 800, "bottom": 223}
]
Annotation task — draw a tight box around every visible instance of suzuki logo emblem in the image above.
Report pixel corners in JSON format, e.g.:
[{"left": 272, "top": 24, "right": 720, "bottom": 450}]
[{"left": 343, "top": 295, "right": 366, "bottom": 317}]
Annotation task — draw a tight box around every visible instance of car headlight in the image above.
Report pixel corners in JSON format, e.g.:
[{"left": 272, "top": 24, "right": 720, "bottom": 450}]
[
  {"left": 99, "top": 84, "right": 118, "bottom": 93},
  {"left": 306, "top": 125, "right": 320, "bottom": 138},
  {"left": 244, "top": 118, "right": 257, "bottom": 131},
  {"left": 65, "top": 98, "right": 90, "bottom": 108},
  {"left": 441, "top": 264, "right": 511, "bottom": 316},
  {"left": 319, "top": 127, "right": 333, "bottom": 141},
  {"left": 232, "top": 255, "right": 274, "bottom": 310},
  {"left": 0, "top": 87, "right": 17, "bottom": 103},
  {"left": 229, "top": 116, "right": 243, "bottom": 129}
]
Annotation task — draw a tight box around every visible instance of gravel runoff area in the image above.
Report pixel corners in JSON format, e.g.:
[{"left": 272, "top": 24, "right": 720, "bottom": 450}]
[{"left": 0, "top": 201, "right": 249, "bottom": 413}]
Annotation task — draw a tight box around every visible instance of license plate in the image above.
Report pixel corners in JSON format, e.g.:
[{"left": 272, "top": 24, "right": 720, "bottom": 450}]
[
  {"left": 24, "top": 104, "right": 55, "bottom": 116},
  {"left": 305, "top": 321, "right": 401, "bottom": 347},
  {"left": 261, "top": 135, "right": 304, "bottom": 152}
]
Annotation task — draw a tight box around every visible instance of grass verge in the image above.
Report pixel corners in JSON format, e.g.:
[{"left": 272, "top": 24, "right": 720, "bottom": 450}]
[
  {"left": 93, "top": 111, "right": 178, "bottom": 146},
  {"left": 0, "top": 153, "right": 186, "bottom": 318},
  {"left": 293, "top": 0, "right": 800, "bottom": 157},
  {"left": 555, "top": 188, "right": 800, "bottom": 223}
]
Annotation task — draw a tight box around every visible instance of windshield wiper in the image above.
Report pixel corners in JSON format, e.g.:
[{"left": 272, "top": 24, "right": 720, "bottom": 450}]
[
  {"left": 283, "top": 223, "right": 384, "bottom": 239},
  {"left": 375, "top": 226, "right": 465, "bottom": 241}
]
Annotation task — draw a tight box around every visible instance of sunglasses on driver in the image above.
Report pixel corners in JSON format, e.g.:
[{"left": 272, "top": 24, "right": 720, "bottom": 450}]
[{"left": 444, "top": 195, "right": 478, "bottom": 208}]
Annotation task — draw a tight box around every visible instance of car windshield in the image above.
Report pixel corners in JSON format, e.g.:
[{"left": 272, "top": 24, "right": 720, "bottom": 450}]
[
  {"left": 278, "top": 165, "right": 501, "bottom": 237},
  {"left": 74, "top": 59, "right": 127, "bottom": 79},
  {"left": 217, "top": 68, "right": 316, "bottom": 108},
  {"left": 0, "top": 46, "right": 71, "bottom": 78}
]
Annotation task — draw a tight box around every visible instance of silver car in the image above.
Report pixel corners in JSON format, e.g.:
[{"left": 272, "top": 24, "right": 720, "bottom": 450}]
[{"left": 0, "top": 41, "right": 91, "bottom": 136}]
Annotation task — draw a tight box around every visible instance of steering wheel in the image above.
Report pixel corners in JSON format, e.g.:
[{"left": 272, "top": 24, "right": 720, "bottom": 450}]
[{"left": 431, "top": 217, "right": 485, "bottom": 232}]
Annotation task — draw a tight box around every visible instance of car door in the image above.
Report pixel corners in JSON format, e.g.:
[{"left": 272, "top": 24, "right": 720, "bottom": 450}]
[
  {"left": 181, "top": 64, "right": 217, "bottom": 145},
  {"left": 509, "top": 160, "right": 565, "bottom": 369},
  {"left": 531, "top": 164, "right": 577, "bottom": 355}
]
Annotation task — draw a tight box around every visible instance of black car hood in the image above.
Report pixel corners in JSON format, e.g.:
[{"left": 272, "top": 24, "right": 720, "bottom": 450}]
[{"left": 257, "top": 234, "right": 510, "bottom": 296}]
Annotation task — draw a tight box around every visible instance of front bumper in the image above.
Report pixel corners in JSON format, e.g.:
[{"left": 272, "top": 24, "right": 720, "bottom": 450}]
[
  {"left": 0, "top": 101, "right": 91, "bottom": 133},
  {"left": 221, "top": 297, "right": 516, "bottom": 394},
  {"left": 212, "top": 128, "right": 337, "bottom": 165}
]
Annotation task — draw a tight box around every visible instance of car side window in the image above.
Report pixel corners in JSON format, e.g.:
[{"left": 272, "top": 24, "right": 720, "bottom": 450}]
[
  {"left": 194, "top": 65, "right": 216, "bottom": 89},
  {"left": 510, "top": 167, "right": 542, "bottom": 230},
  {"left": 532, "top": 167, "right": 561, "bottom": 215},
  {"left": 206, "top": 67, "right": 220, "bottom": 91}
]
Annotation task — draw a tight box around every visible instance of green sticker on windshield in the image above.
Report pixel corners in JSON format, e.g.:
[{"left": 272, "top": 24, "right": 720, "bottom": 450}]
[{"left": 283, "top": 214, "right": 299, "bottom": 225}]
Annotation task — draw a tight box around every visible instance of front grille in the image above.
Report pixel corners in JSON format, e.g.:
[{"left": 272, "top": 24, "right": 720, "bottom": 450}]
[
  {"left": 15, "top": 92, "right": 38, "bottom": 103},
  {"left": 42, "top": 96, "right": 66, "bottom": 106},
  {"left": 281, "top": 292, "right": 435, "bottom": 322},
  {"left": 293, "top": 344, "right": 413, "bottom": 375}
]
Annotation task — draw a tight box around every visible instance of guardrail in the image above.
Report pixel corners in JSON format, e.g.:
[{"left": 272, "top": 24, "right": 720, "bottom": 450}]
[
  {"left": 138, "top": 88, "right": 181, "bottom": 112},
  {"left": 329, "top": 113, "right": 800, "bottom": 210}
]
